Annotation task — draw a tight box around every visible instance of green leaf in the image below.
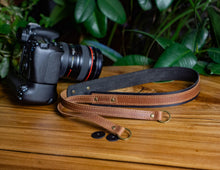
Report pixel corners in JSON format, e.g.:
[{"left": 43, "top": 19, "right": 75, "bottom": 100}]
[
  {"left": 27, "top": 16, "right": 36, "bottom": 24},
  {"left": 207, "top": 48, "right": 220, "bottom": 64},
  {"left": 181, "top": 26, "right": 208, "bottom": 52},
  {"left": 39, "top": 14, "right": 51, "bottom": 28},
  {"left": 138, "top": 0, "right": 152, "bottom": 11},
  {"left": 207, "top": 7, "right": 220, "bottom": 48},
  {"left": 53, "top": 0, "right": 65, "bottom": 6},
  {"left": 154, "top": 43, "right": 197, "bottom": 68},
  {"left": 0, "top": 57, "right": 9, "bottom": 79},
  {"left": 155, "top": 0, "right": 174, "bottom": 11},
  {"left": 12, "top": 20, "right": 28, "bottom": 31},
  {"left": 207, "top": 62, "right": 220, "bottom": 75},
  {"left": 74, "top": 0, "right": 96, "bottom": 23},
  {"left": 84, "top": 7, "right": 107, "bottom": 38},
  {"left": 193, "top": 61, "right": 209, "bottom": 75},
  {"left": 0, "top": 12, "right": 11, "bottom": 23},
  {"left": 154, "top": 37, "right": 175, "bottom": 49},
  {"left": 0, "top": 24, "right": 10, "bottom": 34},
  {"left": 97, "top": 0, "right": 126, "bottom": 24},
  {"left": 114, "top": 55, "right": 153, "bottom": 66},
  {"left": 49, "top": 5, "right": 68, "bottom": 26},
  {"left": 126, "top": 29, "right": 175, "bottom": 49},
  {"left": 82, "top": 39, "right": 122, "bottom": 62}
]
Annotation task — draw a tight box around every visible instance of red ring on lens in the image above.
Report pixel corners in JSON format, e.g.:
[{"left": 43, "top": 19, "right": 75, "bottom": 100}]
[{"left": 84, "top": 46, "right": 94, "bottom": 81}]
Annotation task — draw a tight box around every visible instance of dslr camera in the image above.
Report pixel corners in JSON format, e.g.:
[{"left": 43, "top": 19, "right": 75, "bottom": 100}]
[{"left": 8, "top": 23, "right": 103, "bottom": 104}]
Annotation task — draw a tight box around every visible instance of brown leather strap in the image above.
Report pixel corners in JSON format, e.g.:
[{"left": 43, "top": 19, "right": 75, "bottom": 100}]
[
  {"left": 90, "top": 80, "right": 200, "bottom": 107},
  {"left": 57, "top": 67, "right": 200, "bottom": 139},
  {"left": 58, "top": 90, "right": 163, "bottom": 137}
]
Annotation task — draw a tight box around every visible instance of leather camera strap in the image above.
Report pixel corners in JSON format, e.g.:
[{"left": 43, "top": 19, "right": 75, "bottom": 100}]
[{"left": 57, "top": 67, "right": 200, "bottom": 140}]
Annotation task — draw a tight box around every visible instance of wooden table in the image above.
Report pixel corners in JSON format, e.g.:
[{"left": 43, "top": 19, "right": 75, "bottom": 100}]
[{"left": 0, "top": 66, "right": 219, "bottom": 169}]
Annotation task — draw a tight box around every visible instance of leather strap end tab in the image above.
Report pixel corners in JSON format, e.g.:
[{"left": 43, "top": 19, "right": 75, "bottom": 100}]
[
  {"left": 111, "top": 126, "right": 125, "bottom": 136},
  {"left": 149, "top": 111, "right": 163, "bottom": 121}
]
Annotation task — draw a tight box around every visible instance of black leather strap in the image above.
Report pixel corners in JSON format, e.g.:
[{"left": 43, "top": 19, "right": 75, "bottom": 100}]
[{"left": 67, "top": 67, "right": 199, "bottom": 107}]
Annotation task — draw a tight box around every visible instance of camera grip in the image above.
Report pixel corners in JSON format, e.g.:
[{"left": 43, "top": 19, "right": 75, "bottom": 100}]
[
  {"left": 16, "top": 82, "right": 57, "bottom": 104},
  {"left": 32, "top": 48, "right": 62, "bottom": 84},
  {"left": 8, "top": 70, "right": 57, "bottom": 104}
]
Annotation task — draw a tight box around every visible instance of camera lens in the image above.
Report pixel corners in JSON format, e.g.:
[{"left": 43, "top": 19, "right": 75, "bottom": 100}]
[{"left": 60, "top": 43, "right": 103, "bottom": 81}]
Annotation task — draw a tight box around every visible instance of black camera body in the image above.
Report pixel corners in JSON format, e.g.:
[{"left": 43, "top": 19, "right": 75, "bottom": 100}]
[{"left": 8, "top": 23, "right": 103, "bottom": 104}]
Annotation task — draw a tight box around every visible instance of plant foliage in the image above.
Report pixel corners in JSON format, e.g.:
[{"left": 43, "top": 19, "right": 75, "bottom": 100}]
[
  {"left": 48, "top": 0, "right": 127, "bottom": 38},
  {"left": 124, "top": 0, "right": 220, "bottom": 75},
  {"left": 1, "top": 0, "right": 220, "bottom": 78},
  {"left": 0, "top": 0, "right": 39, "bottom": 78},
  {"left": 48, "top": 0, "right": 220, "bottom": 75}
]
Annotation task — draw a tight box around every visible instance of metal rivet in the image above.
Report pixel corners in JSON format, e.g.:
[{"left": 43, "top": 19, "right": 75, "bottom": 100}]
[
  {"left": 94, "top": 97, "right": 98, "bottom": 101},
  {"left": 86, "top": 86, "right": 90, "bottom": 90},
  {"left": 111, "top": 97, "right": 116, "bottom": 102},
  {"left": 72, "top": 90, "right": 76, "bottom": 94},
  {"left": 112, "top": 126, "right": 116, "bottom": 130},
  {"left": 150, "top": 114, "right": 155, "bottom": 118}
]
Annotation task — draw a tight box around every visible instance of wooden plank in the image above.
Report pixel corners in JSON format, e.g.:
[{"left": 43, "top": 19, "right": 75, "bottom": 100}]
[
  {"left": 0, "top": 66, "right": 219, "bottom": 169},
  {"left": 0, "top": 150, "right": 182, "bottom": 170}
]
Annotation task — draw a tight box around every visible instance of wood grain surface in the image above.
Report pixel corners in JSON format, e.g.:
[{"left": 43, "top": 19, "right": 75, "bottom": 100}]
[{"left": 0, "top": 66, "right": 219, "bottom": 169}]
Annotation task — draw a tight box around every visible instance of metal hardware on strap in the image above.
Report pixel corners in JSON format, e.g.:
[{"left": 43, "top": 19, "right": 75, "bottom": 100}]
[
  {"left": 158, "top": 111, "right": 171, "bottom": 123},
  {"left": 117, "top": 128, "right": 132, "bottom": 140}
]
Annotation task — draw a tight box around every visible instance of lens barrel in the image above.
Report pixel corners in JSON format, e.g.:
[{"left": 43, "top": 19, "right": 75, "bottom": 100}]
[{"left": 60, "top": 43, "right": 103, "bottom": 81}]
